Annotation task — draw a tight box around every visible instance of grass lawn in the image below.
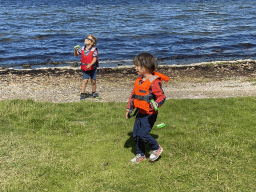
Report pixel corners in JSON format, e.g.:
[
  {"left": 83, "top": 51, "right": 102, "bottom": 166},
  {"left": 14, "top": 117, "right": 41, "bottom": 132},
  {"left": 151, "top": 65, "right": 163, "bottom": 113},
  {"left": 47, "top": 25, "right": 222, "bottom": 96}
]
[{"left": 0, "top": 98, "right": 256, "bottom": 191}]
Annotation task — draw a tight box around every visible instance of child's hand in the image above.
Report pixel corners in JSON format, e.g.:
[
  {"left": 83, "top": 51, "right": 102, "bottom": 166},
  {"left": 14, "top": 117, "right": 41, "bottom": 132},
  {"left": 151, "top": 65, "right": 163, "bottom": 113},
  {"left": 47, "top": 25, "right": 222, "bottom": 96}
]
[
  {"left": 125, "top": 111, "right": 130, "bottom": 119},
  {"left": 74, "top": 48, "right": 79, "bottom": 57},
  {"left": 74, "top": 45, "right": 80, "bottom": 50},
  {"left": 150, "top": 100, "right": 159, "bottom": 111},
  {"left": 150, "top": 102, "right": 156, "bottom": 110},
  {"left": 87, "top": 64, "right": 92, "bottom": 69}
]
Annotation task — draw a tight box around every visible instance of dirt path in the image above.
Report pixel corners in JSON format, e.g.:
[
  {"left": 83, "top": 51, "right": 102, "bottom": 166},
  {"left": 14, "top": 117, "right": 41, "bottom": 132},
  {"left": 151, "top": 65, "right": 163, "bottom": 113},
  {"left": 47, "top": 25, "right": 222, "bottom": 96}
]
[{"left": 1, "top": 60, "right": 256, "bottom": 103}]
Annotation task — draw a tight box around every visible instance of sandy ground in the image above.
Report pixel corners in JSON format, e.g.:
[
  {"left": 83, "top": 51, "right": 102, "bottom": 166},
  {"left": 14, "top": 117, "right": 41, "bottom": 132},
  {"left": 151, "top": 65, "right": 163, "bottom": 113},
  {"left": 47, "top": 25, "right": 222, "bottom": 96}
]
[{"left": 1, "top": 60, "right": 256, "bottom": 103}]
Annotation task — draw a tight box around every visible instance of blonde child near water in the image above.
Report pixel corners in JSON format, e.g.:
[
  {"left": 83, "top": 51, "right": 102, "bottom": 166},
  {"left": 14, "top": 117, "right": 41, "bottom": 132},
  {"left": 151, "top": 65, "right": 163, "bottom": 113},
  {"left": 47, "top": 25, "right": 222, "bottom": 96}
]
[{"left": 74, "top": 35, "right": 99, "bottom": 100}]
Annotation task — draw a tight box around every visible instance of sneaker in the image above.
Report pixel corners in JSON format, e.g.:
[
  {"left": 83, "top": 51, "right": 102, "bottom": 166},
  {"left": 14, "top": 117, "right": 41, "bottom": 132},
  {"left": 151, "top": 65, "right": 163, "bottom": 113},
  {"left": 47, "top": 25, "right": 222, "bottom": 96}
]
[
  {"left": 149, "top": 145, "right": 163, "bottom": 162},
  {"left": 80, "top": 93, "right": 91, "bottom": 100},
  {"left": 92, "top": 92, "right": 99, "bottom": 98},
  {"left": 130, "top": 154, "right": 146, "bottom": 163}
]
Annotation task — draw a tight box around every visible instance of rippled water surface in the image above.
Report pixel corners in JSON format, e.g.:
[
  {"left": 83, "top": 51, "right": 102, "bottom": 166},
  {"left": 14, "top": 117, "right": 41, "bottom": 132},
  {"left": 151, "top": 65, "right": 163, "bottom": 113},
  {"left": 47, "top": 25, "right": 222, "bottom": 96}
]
[{"left": 0, "top": 0, "right": 255, "bottom": 69}]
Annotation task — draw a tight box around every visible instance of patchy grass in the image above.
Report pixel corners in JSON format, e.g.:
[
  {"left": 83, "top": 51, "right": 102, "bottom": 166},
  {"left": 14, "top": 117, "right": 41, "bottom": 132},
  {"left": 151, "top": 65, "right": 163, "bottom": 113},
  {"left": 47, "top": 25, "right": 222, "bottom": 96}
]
[{"left": 0, "top": 98, "right": 256, "bottom": 191}]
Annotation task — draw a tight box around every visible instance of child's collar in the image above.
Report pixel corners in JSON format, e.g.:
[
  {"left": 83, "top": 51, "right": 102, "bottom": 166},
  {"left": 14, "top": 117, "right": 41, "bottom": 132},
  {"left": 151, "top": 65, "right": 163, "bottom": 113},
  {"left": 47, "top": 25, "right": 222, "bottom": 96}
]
[
  {"left": 85, "top": 45, "right": 93, "bottom": 50},
  {"left": 139, "top": 73, "right": 154, "bottom": 81}
]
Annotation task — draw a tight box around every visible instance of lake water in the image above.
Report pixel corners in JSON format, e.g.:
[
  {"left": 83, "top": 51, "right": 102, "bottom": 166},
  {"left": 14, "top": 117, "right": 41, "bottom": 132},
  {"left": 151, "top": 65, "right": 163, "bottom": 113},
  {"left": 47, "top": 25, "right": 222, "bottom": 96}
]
[{"left": 0, "top": 0, "right": 255, "bottom": 69}]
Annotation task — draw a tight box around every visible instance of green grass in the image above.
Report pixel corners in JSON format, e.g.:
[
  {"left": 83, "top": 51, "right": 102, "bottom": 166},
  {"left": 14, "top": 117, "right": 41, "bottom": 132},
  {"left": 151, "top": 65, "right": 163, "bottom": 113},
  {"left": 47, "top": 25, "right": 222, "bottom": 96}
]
[{"left": 0, "top": 98, "right": 256, "bottom": 191}]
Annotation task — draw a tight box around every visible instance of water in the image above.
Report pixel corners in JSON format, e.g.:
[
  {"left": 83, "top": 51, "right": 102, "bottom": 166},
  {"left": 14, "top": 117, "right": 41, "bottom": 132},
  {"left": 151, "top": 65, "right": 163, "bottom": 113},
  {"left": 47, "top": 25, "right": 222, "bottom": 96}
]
[{"left": 0, "top": 0, "right": 255, "bottom": 69}]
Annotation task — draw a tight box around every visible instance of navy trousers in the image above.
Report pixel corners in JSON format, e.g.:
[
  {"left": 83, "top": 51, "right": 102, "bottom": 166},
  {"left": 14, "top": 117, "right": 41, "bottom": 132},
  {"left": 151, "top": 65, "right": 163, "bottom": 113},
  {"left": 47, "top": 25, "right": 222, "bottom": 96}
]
[{"left": 133, "top": 112, "right": 159, "bottom": 156}]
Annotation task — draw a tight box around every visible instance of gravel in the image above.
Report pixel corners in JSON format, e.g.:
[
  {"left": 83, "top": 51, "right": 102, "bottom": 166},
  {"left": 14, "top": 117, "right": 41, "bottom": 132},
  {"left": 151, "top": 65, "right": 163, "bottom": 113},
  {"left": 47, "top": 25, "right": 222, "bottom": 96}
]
[{"left": 1, "top": 61, "right": 256, "bottom": 103}]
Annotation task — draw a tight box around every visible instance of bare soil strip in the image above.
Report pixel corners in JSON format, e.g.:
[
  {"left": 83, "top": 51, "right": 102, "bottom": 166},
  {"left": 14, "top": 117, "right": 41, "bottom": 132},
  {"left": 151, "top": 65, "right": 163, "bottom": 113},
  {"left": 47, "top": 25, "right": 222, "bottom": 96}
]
[{"left": 1, "top": 60, "right": 256, "bottom": 103}]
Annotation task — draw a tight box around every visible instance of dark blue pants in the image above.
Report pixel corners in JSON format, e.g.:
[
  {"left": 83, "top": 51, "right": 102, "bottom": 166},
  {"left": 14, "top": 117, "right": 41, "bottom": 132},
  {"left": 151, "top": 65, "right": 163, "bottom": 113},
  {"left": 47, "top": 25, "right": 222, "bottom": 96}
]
[{"left": 133, "top": 112, "right": 159, "bottom": 156}]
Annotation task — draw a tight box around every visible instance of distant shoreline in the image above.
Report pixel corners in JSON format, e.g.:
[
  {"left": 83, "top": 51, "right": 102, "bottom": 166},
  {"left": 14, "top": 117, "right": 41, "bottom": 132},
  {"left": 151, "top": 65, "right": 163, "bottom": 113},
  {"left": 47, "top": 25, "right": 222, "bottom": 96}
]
[{"left": 1, "top": 59, "right": 256, "bottom": 70}]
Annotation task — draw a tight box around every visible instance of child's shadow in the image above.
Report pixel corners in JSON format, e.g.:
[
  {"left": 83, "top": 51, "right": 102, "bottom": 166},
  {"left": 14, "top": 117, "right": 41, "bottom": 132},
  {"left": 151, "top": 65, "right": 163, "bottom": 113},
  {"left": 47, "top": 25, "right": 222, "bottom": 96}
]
[{"left": 124, "top": 132, "right": 159, "bottom": 157}]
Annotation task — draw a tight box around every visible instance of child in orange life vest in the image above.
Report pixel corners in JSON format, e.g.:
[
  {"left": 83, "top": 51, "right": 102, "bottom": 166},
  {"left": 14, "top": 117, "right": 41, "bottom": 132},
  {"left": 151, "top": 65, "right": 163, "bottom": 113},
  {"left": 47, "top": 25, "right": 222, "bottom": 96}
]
[
  {"left": 126, "top": 53, "right": 169, "bottom": 163},
  {"left": 74, "top": 35, "right": 99, "bottom": 100}
]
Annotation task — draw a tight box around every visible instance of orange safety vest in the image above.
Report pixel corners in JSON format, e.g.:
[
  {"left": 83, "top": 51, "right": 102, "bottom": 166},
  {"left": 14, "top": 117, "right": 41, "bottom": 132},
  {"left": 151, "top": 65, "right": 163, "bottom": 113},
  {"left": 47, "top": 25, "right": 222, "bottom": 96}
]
[
  {"left": 81, "top": 47, "right": 98, "bottom": 71},
  {"left": 132, "top": 71, "right": 169, "bottom": 113}
]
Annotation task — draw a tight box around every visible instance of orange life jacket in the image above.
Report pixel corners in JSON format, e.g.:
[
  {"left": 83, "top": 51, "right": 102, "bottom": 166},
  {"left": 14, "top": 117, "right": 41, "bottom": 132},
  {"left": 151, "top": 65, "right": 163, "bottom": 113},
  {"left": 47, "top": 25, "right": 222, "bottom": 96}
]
[
  {"left": 81, "top": 47, "right": 97, "bottom": 71},
  {"left": 132, "top": 71, "right": 169, "bottom": 113}
]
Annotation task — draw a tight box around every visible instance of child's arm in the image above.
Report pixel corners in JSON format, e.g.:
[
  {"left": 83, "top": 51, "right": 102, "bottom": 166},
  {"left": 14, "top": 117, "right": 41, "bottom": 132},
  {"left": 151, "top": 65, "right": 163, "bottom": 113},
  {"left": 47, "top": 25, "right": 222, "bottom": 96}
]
[
  {"left": 126, "top": 89, "right": 135, "bottom": 119},
  {"left": 86, "top": 57, "right": 97, "bottom": 69},
  {"left": 150, "top": 79, "right": 166, "bottom": 108}
]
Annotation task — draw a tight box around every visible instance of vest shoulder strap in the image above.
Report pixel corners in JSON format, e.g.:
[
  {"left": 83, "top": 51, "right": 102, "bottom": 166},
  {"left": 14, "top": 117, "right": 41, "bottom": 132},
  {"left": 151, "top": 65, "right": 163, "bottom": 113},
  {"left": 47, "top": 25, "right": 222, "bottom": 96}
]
[
  {"left": 149, "top": 75, "right": 159, "bottom": 83},
  {"left": 153, "top": 71, "right": 170, "bottom": 82},
  {"left": 135, "top": 75, "right": 159, "bottom": 87}
]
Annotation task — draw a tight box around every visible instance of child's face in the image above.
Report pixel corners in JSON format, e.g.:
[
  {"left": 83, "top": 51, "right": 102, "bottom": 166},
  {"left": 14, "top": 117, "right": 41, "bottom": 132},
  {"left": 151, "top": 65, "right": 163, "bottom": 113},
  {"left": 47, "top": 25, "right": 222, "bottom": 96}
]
[
  {"left": 135, "top": 65, "right": 146, "bottom": 75},
  {"left": 84, "top": 36, "right": 94, "bottom": 46}
]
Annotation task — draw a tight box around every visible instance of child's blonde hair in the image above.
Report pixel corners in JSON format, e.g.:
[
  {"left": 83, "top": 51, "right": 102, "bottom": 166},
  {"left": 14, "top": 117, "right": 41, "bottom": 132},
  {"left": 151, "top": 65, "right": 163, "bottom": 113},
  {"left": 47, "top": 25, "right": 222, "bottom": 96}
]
[
  {"left": 133, "top": 53, "right": 158, "bottom": 73},
  {"left": 87, "top": 35, "right": 97, "bottom": 47}
]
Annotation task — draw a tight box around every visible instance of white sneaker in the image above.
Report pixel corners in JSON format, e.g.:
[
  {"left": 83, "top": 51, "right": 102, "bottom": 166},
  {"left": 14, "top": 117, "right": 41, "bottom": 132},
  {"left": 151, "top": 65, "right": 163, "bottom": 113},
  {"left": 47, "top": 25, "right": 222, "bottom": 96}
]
[
  {"left": 130, "top": 154, "right": 146, "bottom": 163},
  {"left": 149, "top": 145, "right": 163, "bottom": 162}
]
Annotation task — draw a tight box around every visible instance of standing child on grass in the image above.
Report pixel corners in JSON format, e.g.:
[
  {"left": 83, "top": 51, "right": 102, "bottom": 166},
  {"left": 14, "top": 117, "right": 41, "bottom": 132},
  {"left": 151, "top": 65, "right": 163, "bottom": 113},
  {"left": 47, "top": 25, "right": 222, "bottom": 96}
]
[
  {"left": 74, "top": 35, "right": 99, "bottom": 100},
  {"left": 126, "top": 53, "right": 169, "bottom": 163}
]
